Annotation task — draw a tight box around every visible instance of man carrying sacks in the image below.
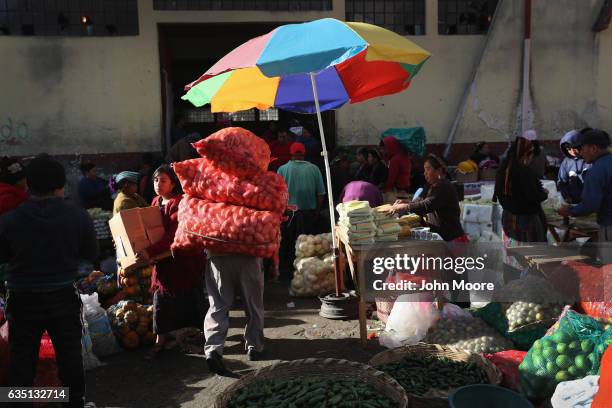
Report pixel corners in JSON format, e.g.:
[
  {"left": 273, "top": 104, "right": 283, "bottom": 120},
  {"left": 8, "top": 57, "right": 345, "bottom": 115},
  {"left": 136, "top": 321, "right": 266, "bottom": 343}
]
[{"left": 171, "top": 127, "right": 288, "bottom": 376}]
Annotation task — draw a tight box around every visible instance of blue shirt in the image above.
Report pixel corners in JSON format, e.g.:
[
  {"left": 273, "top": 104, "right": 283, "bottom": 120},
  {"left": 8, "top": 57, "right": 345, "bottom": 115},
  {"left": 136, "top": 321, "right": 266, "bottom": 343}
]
[
  {"left": 277, "top": 160, "right": 326, "bottom": 210},
  {"left": 570, "top": 152, "right": 612, "bottom": 226}
]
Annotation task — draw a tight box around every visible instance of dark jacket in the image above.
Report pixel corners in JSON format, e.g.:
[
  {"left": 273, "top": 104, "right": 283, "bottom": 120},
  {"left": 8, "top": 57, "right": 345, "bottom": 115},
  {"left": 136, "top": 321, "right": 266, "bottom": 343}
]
[
  {"left": 557, "top": 132, "right": 591, "bottom": 204},
  {"left": 146, "top": 195, "right": 204, "bottom": 295},
  {"left": 494, "top": 159, "right": 547, "bottom": 216},
  {"left": 369, "top": 162, "right": 389, "bottom": 188},
  {"left": 570, "top": 152, "right": 612, "bottom": 226},
  {"left": 0, "top": 197, "right": 98, "bottom": 290},
  {"left": 405, "top": 178, "right": 465, "bottom": 241},
  {"left": 78, "top": 177, "right": 111, "bottom": 210}
]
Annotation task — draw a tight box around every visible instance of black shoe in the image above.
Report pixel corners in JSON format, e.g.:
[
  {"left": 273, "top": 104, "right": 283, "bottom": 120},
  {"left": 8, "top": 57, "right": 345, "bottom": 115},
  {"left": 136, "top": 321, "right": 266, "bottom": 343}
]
[
  {"left": 247, "top": 348, "right": 267, "bottom": 361},
  {"left": 206, "top": 351, "right": 240, "bottom": 378}
]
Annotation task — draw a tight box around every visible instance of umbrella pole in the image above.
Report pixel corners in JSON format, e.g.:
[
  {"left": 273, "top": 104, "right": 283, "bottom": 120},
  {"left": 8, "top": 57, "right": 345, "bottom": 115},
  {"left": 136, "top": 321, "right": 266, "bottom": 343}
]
[{"left": 309, "top": 72, "right": 341, "bottom": 297}]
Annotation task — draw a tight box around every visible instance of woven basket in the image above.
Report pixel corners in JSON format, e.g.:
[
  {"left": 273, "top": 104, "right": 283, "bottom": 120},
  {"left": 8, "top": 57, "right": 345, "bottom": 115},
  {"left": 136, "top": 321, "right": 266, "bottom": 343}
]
[
  {"left": 455, "top": 171, "right": 479, "bottom": 183},
  {"left": 215, "top": 358, "right": 409, "bottom": 408},
  {"left": 369, "top": 343, "right": 502, "bottom": 408},
  {"left": 479, "top": 168, "right": 498, "bottom": 181}
]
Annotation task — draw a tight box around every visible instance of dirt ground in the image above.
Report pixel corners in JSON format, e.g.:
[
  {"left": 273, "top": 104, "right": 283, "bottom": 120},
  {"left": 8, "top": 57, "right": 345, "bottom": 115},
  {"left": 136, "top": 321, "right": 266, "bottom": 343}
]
[{"left": 85, "top": 283, "right": 385, "bottom": 408}]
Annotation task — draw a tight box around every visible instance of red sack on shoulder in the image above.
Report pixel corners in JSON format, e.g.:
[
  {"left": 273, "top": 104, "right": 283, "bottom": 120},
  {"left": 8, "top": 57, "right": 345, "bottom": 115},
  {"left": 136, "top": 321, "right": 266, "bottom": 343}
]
[
  {"left": 192, "top": 127, "right": 271, "bottom": 176},
  {"left": 173, "top": 158, "right": 288, "bottom": 213},
  {"left": 592, "top": 346, "right": 612, "bottom": 408},
  {"left": 173, "top": 196, "right": 281, "bottom": 259}
]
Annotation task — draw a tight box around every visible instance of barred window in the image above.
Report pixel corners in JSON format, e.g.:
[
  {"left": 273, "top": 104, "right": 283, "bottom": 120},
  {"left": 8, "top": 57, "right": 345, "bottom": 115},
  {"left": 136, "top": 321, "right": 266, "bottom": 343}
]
[
  {"left": 346, "top": 0, "right": 425, "bottom": 35},
  {"left": 0, "top": 0, "right": 139, "bottom": 37},
  {"left": 153, "top": 1, "right": 332, "bottom": 11},
  {"left": 231, "top": 109, "right": 257, "bottom": 122},
  {"left": 185, "top": 107, "right": 215, "bottom": 123},
  {"left": 259, "top": 108, "right": 279, "bottom": 121},
  {"left": 438, "top": 0, "right": 498, "bottom": 35}
]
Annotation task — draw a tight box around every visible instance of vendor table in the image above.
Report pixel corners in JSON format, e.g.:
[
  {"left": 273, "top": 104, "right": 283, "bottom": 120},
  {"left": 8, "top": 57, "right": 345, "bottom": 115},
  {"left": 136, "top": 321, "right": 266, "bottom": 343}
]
[
  {"left": 505, "top": 245, "right": 593, "bottom": 276},
  {"left": 546, "top": 216, "right": 599, "bottom": 243},
  {"left": 335, "top": 227, "right": 448, "bottom": 347}
]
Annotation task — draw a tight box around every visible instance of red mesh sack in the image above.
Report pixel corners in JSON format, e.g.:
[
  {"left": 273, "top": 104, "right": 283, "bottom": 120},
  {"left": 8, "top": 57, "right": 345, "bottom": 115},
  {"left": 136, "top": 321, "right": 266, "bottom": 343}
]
[
  {"left": 173, "top": 196, "right": 281, "bottom": 259},
  {"left": 483, "top": 350, "right": 526, "bottom": 391},
  {"left": 548, "top": 261, "right": 612, "bottom": 319},
  {"left": 192, "top": 127, "right": 271, "bottom": 176},
  {"left": 173, "top": 158, "right": 288, "bottom": 213}
]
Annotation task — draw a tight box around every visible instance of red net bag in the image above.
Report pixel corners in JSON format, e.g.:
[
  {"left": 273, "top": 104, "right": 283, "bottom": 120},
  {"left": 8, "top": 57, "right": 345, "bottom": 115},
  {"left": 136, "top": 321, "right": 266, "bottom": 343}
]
[
  {"left": 173, "top": 158, "right": 288, "bottom": 213},
  {"left": 483, "top": 350, "right": 526, "bottom": 391},
  {"left": 172, "top": 196, "right": 281, "bottom": 259},
  {"left": 192, "top": 127, "right": 271, "bottom": 176}
]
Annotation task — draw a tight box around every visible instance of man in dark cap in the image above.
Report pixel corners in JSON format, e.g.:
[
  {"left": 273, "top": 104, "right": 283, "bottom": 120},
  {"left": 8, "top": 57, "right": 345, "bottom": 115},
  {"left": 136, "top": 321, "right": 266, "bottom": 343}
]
[
  {"left": 0, "top": 155, "right": 98, "bottom": 408},
  {"left": 558, "top": 129, "right": 612, "bottom": 262}
]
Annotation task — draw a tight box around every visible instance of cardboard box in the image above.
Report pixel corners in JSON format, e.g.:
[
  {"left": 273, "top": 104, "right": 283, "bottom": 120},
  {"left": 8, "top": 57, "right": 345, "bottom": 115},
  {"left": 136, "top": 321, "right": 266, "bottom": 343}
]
[{"left": 108, "top": 207, "right": 171, "bottom": 272}]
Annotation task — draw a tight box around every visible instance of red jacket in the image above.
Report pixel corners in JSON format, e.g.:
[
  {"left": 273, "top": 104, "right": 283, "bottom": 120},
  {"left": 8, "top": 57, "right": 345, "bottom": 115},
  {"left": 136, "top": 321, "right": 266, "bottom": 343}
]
[
  {"left": 383, "top": 137, "right": 412, "bottom": 192},
  {"left": 0, "top": 182, "right": 28, "bottom": 215},
  {"left": 145, "top": 194, "right": 204, "bottom": 294}
]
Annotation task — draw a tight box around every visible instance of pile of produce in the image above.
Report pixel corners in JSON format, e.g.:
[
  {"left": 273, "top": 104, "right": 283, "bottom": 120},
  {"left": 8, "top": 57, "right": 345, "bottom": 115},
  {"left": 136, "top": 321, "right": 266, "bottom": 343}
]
[
  {"left": 173, "top": 158, "right": 288, "bottom": 213},
  {"left": 378, "top": 354, "right": 489, "bottom": 396},
  {"left": 294, "top": 233, "right": 332, "bottom": 259},
  {"left": 227, "top": 376, "right": 396, "bottom": 408},
  {"left": 457, "top": 159, "right": 478, "bottom": 175},
  {"left": 492, "top": 275, "right": 568, "bottom": 332},
  {"left": 519, "top": 310, "right": 612, "bottom": 400},
  {"left": 173, "top": 127, "right": 288, "bottom": 258},
  {"left": 424, "top": 317, "right": 514, "bottom": 354},
  {"left": 174, "top": 196, "right": 282, "bottom": 259},
  {"left": 118, "top": 266, "right": 153, "bottom": 305},
  {"left": 337, "top": 201, "right": 375, "bottom": 245},
  {"left": 87, "top": 208, "right": 112, "bottom": 240},
  {"left": 76, "top": 270, "right": 107, "bottom": 294},
  {"left": 373, "top": 205, "right": 401, "bottom": 242},
  {"left": 290, "top": 254, "right": 335, "bottom": 297},
  {"left": 107, "top": 300, "right": 155, "bottom": 349},
  {"left": 505, "top": 301, "right": 561, "bottom": 331}
]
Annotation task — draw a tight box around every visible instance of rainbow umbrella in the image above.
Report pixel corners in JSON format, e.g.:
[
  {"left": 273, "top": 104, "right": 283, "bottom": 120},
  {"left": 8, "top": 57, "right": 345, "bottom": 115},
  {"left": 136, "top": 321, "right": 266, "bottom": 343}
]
[{"left": 182, "top": 18, "right": 430, "bottom": 293}]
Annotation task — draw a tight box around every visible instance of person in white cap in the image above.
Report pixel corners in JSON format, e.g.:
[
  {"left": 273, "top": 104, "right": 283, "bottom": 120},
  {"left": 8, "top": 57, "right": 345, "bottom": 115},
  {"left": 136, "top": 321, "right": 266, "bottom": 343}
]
[{"left": 493, "top": 131, "right": 548, "bottom": 243}]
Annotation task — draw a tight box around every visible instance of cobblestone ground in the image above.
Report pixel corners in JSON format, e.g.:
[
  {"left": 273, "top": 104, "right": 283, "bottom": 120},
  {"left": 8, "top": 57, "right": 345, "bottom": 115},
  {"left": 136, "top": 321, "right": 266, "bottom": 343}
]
[{"left": 85, "top": 283, "right": 385, "bottom": 408}]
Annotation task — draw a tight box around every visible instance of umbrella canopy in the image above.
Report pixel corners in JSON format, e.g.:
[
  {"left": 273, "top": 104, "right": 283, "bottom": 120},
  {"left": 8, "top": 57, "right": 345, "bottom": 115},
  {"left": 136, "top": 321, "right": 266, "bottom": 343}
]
[{"left": 182, "top": 18, "right": 430, "bottom": 114}]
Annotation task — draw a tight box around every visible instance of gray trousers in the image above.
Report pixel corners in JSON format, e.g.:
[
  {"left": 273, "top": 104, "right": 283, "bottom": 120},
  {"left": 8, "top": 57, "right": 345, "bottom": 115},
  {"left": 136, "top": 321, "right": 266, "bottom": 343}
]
[
  {"left": 204, "top": 255, "right": 264, "bottom": 358},
  {"left": 599, "top": 225, "right": 612, "bottom": 265}
]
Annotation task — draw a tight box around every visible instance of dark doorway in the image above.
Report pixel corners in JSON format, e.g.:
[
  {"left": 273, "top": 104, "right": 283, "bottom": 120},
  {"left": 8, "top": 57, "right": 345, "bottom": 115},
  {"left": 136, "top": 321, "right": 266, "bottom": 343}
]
[{"left": 157, "top": 23, "right": 336, "bottom": 155}]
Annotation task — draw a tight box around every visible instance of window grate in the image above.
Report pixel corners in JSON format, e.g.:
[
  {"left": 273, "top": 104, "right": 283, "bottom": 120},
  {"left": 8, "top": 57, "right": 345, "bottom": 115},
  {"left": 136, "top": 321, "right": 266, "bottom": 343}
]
[
  {"left": 346, "top": 0, "right": 425, "bottom": 35},
  {"left": 231, "top": 109, "right": 257, "bottom": 122},
  {"left": 185, "top": 107, "right": 215, "bottom": 123},
  {"left": 0, "top": 0, "right": 139, "bottom": 37},
  {"left": 438, "top": 0, "right": 498, "bottom": 35},
  {"left": 153, "top": 0, "right": 332, "bottom": 11},
  {"left": 259, "top": 108, "right": 279, "bottom": 121}
]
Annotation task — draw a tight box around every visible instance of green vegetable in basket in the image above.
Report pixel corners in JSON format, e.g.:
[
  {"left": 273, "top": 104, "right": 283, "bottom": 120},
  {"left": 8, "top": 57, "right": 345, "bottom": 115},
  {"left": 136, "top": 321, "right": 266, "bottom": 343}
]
[
  {"left": 519, "top": 310, "right": 612, "bottom": 401},
  {"left": 378, "top": 354, "right": 489, "bottom": 396},
  {"left": 227, "top": 376, "right": 396, "bottom": 408}
]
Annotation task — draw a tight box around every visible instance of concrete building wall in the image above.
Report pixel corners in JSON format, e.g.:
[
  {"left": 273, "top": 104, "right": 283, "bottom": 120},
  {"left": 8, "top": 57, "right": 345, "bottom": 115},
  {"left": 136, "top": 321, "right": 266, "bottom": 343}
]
[{"left": 0, "top": 0, "right": 344, "bottom": 158}]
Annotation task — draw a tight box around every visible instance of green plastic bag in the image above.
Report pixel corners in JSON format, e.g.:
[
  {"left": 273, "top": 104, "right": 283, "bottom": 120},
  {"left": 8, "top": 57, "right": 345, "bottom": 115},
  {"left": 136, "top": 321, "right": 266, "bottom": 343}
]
[
  {"left": 474, "top": 302, "right": 547, "bottom": 350},
  {"left": 519, "top": 310, "right": 612, "bottom": 401},
  {"left": 380, "top": 127, "right": 426, "bottom": 157}
]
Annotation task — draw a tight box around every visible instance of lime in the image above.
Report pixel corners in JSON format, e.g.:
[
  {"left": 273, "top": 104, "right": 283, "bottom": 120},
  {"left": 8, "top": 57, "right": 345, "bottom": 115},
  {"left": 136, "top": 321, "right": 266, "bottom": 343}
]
[
  {"left": 532, "top": 354, "right": 545, "bottom": 368},
  {"left": 546, "top": 361, "right": 556, "bottom": 373},
  {"left": 556, "top": 355, "right": 572, "bottom": 369},
  {"left": 555, "top": 370, "right": 570, "bottom": 383},
  {"left": 588, "top": 353, "right": 598, "bottom": 366},
  {"left": 542, "top": 347, "right": 558, "bottom": 361},
  {"left": 596, "top": 344, "right": 607, "bottom": 355},
  {"left": 568, "top": 341, "right": 580, "bottom": 353},
  {"left": 556, "top": 343, "right": 568, "bottom": 354},
  {"left": 567, "top": 366, "right": 579, "bottom": 377},
  {"left": 580, "top": 340, "right": 594, "bottom": 353},
  {"left": 541, "top": 339, "right": 555, "bottom": 349},
  {"left": 552, "top": 331, "right": 570, "bottom": 344},
  {"left": 532, "top": 339, "right": 542, "bottom": 350},
  {"left": 575, "top": 355, "right": 591, "bottom": 372}
]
